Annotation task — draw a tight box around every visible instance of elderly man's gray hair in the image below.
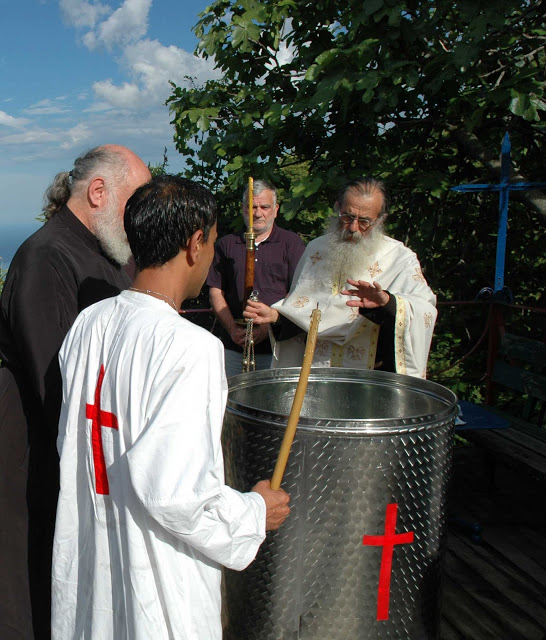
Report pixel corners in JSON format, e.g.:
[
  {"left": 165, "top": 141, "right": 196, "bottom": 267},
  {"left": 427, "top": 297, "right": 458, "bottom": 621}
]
[
  {"left": 42, "top": 146, "right": 130, "bottom": 220},
  {"left": 335, "top": 177, "right": 389, "bottom": 218},
  {"left": 242, "top": 179, "right": 278, "bottom": 208}
]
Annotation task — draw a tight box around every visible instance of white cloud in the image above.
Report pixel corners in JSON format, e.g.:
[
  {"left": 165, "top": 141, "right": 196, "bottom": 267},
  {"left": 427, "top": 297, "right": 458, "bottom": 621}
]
[
  {"left": 90, "top": 39, "right": 219, "bottom": 111},
  {"left": 92, "top": 79, "right": 142, "bottom": 109},
  {"left": 0, "top": 111, "right": 30, "bottom": 128},
  {"left": 89, "top": 110, "right": 169, "bottom": 138},
  {"left": 125, "top": 38, "right": 219, "bottom": 89},
  {"left": 0, "top": 122, "right": 90, "bottom": 149},
  {"left": 60, "top": 123, "right": 93, "bottom": 149},
  {"left": 82, "top": 0, "right": 152, "bottom": 50},
  {"left": 59, "top": 0, "right": 111, "bottom": 29},
  {"left": 0, "top": 127, "right": 59, "bottom": 144},
  {"left": 0, "top": 2, "right": 212, "bottom": 181},
  {"left": 59, "top": 2, "right": 219, "bottom": 114},
  {"left": 24, "top": 98, "right": 70, "bottom": 116}
]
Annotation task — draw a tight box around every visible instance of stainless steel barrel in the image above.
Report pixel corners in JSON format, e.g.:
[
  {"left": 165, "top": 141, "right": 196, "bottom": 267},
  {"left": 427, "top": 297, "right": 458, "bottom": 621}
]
[{"left": 222, "top": 368, "right": 458, "bottom": 640}]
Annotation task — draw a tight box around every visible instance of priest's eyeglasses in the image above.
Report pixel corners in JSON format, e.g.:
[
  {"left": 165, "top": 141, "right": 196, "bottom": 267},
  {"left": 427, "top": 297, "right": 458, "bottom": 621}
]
[{"left": 339, "top": 212, "right": 376, "bottom": 231}]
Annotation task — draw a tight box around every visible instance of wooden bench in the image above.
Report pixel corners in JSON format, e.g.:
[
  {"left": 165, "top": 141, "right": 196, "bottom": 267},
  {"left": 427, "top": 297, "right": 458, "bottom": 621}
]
[{"left": 457, "top": 333, "right": 546, "bottom": 479}]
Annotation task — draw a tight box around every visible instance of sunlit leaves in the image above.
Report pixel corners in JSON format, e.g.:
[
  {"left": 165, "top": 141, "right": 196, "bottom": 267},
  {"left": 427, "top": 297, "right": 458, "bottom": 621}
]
[
  {"left": 231, "top": 15, "right": 261, "bottom": 51},
  {"left": 167, "top": 0, "right": 545, "bottom": 364}
]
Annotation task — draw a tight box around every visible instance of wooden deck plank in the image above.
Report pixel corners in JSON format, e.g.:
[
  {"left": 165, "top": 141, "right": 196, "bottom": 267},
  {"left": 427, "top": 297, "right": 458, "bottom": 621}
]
[
  {"left": 500, "top": 526, "right": 546, "bottom": 571},
  {"left": 442, "top": 541, "right": 545, "bottom": 639},
  {"left": 446, "top": 535, "right": 546, "bottom": 632},
  {"left": 441, "top": 445, "right": 546, "bottom": 640},
  {"left": 461, "top": 428, "right": 546, "bottom": 474},
  {"left": 438, "top": 615, "right": 465, "bottom": 640},
  {"left": 440, "top": 571, "right": 524, "bottom": 639},
  {"left": 484, "top": 526, "right": 546, "bottom": 584}
]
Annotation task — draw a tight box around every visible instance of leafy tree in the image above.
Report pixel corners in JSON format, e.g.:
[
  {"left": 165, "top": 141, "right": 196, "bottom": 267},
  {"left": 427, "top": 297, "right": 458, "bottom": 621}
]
[
  {"left": 148, "top": 147, "right": 169, "bottom": 177},
  {"left": 168, "top": 0, "right": 546, "bottom": 398}
]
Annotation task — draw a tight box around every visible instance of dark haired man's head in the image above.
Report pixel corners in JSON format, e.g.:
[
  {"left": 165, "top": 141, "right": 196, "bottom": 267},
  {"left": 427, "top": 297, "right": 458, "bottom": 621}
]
[{"left": 124, "top": 175, "right": 217, "bottom": 271}]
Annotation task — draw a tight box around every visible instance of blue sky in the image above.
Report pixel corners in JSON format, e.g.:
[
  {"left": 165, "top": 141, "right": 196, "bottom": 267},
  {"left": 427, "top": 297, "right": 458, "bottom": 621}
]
[{"left": 0, "top": 0, "right": 217, "bottom": 226}]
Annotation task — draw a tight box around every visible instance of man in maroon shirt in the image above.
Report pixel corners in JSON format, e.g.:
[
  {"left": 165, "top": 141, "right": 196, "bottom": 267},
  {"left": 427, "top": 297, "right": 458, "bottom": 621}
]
[{"left": 207, "top": 180, "right": 305, "bottom": 377}]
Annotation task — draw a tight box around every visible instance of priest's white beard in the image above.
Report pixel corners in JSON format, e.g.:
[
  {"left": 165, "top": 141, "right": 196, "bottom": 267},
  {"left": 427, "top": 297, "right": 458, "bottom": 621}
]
[
  {"left": 92, "top": 192, "right": 132, "bottom": 266},
  {"left": 316, "top": 217, "right": 386, "bottom": 291}
]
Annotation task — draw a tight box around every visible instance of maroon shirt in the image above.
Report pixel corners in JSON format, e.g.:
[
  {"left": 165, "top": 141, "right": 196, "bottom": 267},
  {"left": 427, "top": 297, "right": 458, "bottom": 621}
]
[{"left": 206, "top": 224, "right": 305, "bottom": 353}]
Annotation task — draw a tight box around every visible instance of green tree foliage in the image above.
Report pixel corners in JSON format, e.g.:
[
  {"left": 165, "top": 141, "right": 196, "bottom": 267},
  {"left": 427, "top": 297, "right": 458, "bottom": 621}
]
[
  {"left": 148, "top": 147, "right": 169, "bottom": 177},
  {"left": 168, "top": 0, "right": 546, "bottom": 397}
]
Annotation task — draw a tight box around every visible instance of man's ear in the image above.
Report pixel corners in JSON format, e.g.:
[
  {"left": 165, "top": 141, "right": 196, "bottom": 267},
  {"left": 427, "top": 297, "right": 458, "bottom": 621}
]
[
  {"left": 88, "top": 177, "right": 106, "bottom": 208},
  {"left": 187, "top": 229, "right": 204, "bottom": 265}
]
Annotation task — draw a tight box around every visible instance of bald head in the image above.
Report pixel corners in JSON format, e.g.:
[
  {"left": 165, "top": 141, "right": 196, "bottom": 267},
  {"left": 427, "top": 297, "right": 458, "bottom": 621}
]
[
  {"left": 42, "top": 144, "right": 152, "bottom": 264},
  {"left": 67, "top": 144, "right": 150, "bottom": 205},
  {"left": 92, "top": 144, "right": 152, "bottom": 220}
]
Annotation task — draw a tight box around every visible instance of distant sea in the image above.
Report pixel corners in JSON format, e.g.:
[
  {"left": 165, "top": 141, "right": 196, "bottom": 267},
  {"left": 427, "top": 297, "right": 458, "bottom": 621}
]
[{"left": 0, "top": 222, "right": 43, "bottom": 271}]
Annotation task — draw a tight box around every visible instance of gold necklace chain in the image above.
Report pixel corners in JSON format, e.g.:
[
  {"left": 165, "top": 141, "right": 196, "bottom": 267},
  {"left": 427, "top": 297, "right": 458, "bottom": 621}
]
[{"left": 128, "top": 287, "right": 178, "bottom": 311}]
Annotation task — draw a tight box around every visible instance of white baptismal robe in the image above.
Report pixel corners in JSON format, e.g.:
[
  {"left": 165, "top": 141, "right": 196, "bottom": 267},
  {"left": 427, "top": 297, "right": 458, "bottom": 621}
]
[
  {"left": 52, "top": 291, "right": 265, "bottom": 640},
  {"left": 271, "top": 234, "right": 437, "bottom": 378}
]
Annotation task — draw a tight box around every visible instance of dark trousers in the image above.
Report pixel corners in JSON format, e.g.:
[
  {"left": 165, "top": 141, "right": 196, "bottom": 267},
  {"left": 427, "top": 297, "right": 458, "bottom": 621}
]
[{"left": 0, "top": 368, "right": 33, "bottom": 640}]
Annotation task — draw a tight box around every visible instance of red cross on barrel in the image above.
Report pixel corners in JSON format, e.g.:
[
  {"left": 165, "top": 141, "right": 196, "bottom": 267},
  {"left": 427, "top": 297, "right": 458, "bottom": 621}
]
[{"left": 362, "top": 502, "right": 414, "bottom": 620}]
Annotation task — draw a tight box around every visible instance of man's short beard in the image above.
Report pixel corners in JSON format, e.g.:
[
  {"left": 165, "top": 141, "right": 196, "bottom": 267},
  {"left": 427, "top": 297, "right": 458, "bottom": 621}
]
[
  {"left": 320, "top": 216, "right": 386, "bottom": 285},
  {"left": 92, "top": 191, "right": 132, "bottom": 266}
]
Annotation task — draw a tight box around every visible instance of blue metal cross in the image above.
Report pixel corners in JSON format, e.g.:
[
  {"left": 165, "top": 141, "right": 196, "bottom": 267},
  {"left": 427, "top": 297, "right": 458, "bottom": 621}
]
[{"left": 451, "top": 132, "right": 546, "bottom": 293}]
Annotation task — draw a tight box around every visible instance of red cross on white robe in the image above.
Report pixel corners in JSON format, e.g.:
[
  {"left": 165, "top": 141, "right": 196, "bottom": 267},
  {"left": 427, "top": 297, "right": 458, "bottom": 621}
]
[
  {"left": 362, "top": 502, "right": 414, "bottom": 620},
  {"left": 86, "top": 364, "right": 119, "bottom": 495}
]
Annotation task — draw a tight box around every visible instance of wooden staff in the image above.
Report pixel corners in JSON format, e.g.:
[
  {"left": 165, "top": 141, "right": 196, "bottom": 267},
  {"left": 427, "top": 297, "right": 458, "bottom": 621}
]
[
  {"left": 242, "top": 177, "right": 257, "bottom": 373},
  {"left": 244, "top": 177, "right": 256, "bottom": 303},
  {"left": 271, "top": 306, "right": 321, "bottom": 490}
]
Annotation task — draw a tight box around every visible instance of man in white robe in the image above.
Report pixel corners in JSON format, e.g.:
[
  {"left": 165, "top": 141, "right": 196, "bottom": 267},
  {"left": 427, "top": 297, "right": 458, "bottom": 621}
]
[
  {"left": 244, "top": 178, "right": 437, "bottom": 378},
  {"left": 52, "top": 176, "right": 290, "bottom": 639}
]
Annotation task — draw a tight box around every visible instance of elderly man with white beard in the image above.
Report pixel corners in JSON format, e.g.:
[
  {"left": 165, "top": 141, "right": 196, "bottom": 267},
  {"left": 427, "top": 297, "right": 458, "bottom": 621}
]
[
  {"left": 243, "top": 177, "right": 437, "bottom": 378},
  {"left": 0, "top": 144, "right": 151, "bottom": 640}
]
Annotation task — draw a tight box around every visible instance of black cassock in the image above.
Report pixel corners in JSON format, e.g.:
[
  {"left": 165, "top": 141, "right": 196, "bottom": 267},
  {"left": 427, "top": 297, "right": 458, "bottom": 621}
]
[{"left": 0, "top": 206, "right": 130, "bottom": 640}]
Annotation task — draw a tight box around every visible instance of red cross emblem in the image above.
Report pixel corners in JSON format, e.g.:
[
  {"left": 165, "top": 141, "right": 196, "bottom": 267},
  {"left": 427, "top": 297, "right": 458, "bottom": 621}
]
[
  {"left": 362, "top": 502, "right": 414, "bottom": 620},
  {"left": 86, "top": 365, "right": 119, "bottom": 495}
]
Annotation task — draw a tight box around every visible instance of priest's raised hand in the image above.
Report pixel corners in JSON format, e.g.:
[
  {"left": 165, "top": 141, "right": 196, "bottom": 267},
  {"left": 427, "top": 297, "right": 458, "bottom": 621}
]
[{"left": 341, "top": 278, "right": 390, "bottom": 309}]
